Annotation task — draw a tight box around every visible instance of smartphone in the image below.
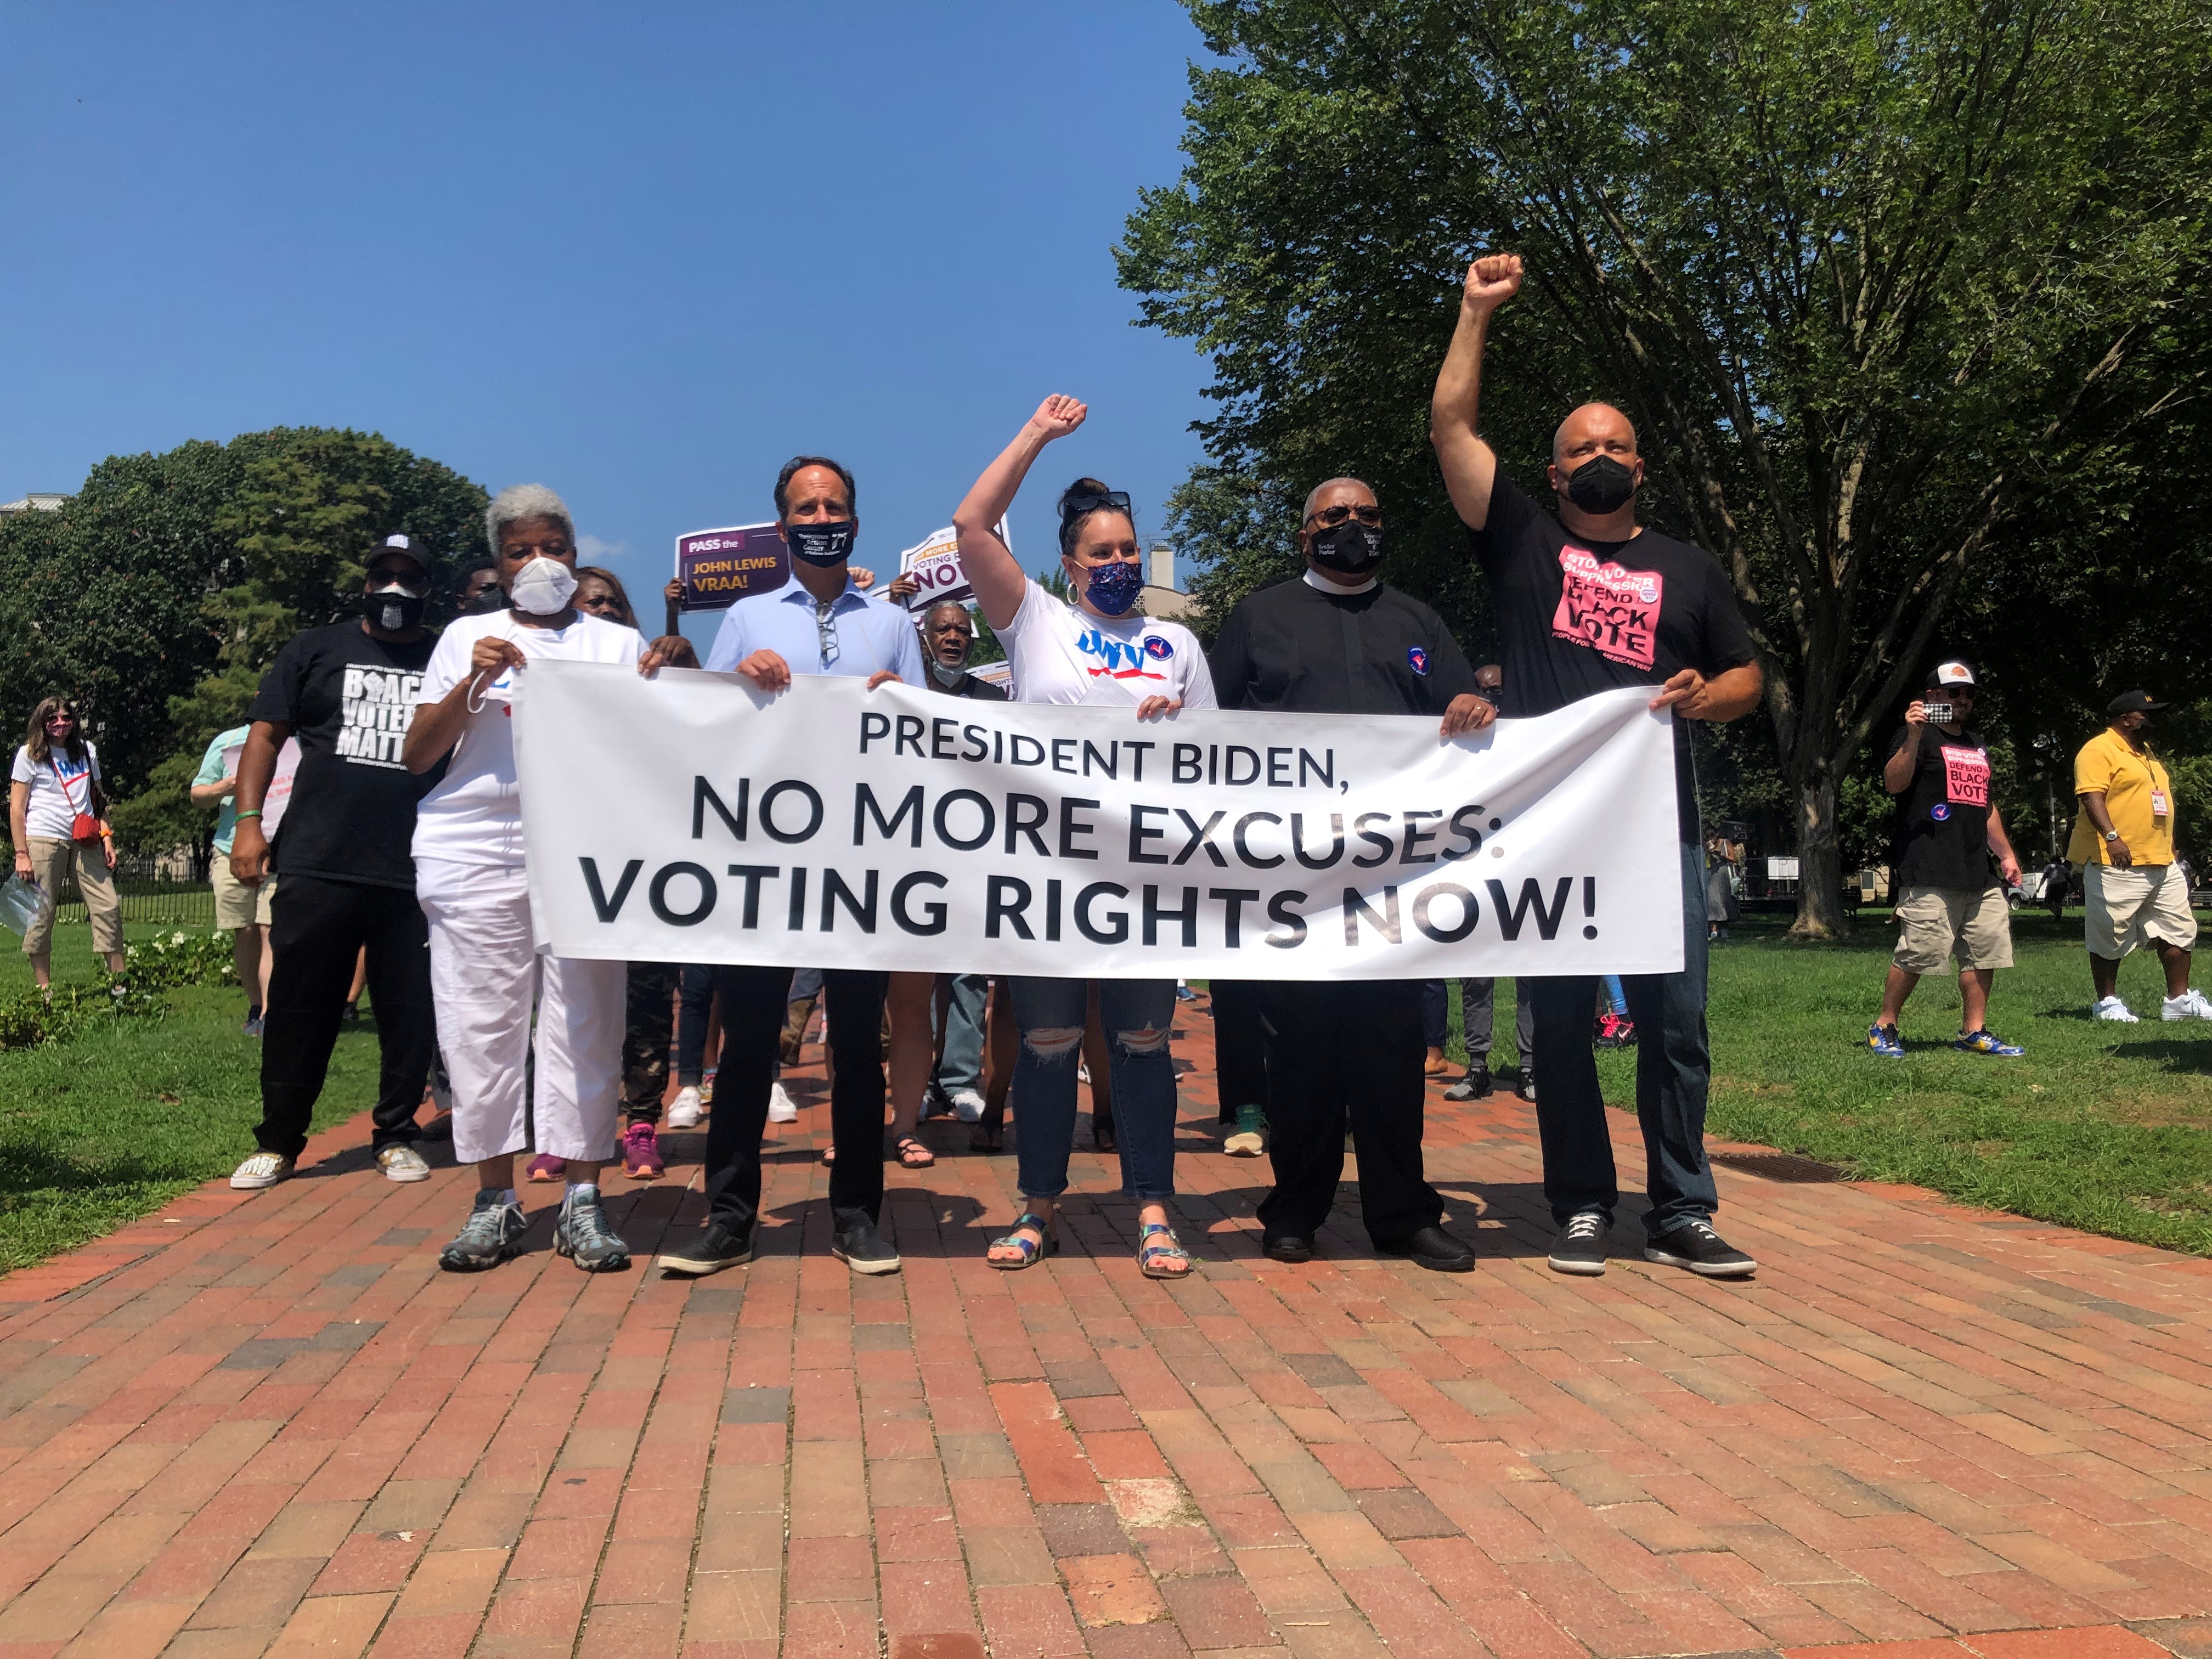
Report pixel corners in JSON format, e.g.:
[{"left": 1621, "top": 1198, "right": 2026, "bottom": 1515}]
[{"left": 1922, "top": 701, "right": 1954, "bottom": 725}]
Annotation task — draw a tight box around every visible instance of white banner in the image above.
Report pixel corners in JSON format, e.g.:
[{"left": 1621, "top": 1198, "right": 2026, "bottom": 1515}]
[{"left": 514, "top": 665, "right": 1685, "bottom": 980}]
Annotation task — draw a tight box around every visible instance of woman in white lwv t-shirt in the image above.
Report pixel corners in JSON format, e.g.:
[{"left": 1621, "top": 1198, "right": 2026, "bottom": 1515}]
[
  {"left": 402, "top": 484, "right": 680, "bottom": 1279},
  {"left": 952, "top": 394, "right": 1216, "bottom": 1280}
]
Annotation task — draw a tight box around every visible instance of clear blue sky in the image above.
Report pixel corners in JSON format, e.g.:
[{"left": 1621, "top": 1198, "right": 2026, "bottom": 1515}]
[{"left": 0, "top": 3, "right": 1217, "bottom": 640}]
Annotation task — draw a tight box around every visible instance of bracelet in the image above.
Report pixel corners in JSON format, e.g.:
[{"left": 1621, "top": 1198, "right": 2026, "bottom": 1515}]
[{"left": 234, "top": 809, "right": 263, "bottom": 821}]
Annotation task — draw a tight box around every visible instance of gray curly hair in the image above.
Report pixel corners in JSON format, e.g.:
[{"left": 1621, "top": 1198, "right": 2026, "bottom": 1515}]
[{"left": 486, "top": 483, "right": 574, "bottom": 555}]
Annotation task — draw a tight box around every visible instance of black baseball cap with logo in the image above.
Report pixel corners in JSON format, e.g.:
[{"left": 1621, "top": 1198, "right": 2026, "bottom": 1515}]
[
  {"left": 366, "top": 533, "right": 431, "bottom": 578},
  {"left": 2107, "top": 690, "right": 2169, "bottom": 716},
  {"left": 1927, "top": 659, "right": 1977, "bottom": 690}
]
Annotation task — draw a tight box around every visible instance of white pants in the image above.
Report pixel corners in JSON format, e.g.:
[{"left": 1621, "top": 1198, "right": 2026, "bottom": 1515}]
[{"left": 417, "top": 859, "right": 625, "bottom": 1166}]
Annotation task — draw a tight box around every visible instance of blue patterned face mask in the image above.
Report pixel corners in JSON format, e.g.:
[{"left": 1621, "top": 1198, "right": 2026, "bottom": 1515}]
[{"left": 1081, "top": 557, "right": 1145, "bottom": 617}]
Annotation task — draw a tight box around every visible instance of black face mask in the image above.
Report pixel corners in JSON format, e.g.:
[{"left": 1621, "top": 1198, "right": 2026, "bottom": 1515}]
[
  {"left": 1309, "top": 520, "right": 1384, "bottom": 577},
  {"left": 467, "top": 583, "right": 506, "bottom": 614},
  {"left": 364, "top": 585, "right": 426, "bottom": 631},
  {"left": 785, "top": 520, "right": 856, "bottom": 566},
  {"left": 1564, "top": 454, "right": 1638, "bottom": 515}
]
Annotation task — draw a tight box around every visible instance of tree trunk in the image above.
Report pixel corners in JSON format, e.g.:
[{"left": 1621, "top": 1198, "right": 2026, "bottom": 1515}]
[{"left": 1788, "top": 772, "right": 1851, "bottom": 938}]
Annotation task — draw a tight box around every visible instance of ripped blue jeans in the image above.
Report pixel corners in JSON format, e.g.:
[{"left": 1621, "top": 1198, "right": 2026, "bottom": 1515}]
[{"left": 1008, "top": 977, "right": 1178, "bottom": 1203}]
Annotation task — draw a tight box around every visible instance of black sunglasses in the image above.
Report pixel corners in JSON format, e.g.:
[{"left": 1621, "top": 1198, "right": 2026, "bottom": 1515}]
[
  {"left": 1060, "top": 490, "right": 1131, "bottom": 519},
  {"left": 1305, "top": 503, "right": 1383, "bottom": 528}
]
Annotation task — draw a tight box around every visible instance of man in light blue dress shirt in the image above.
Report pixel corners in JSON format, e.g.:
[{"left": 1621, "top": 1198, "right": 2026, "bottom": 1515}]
[{"left": 665, "top": 456, "right": 923, "bottom": 1282}]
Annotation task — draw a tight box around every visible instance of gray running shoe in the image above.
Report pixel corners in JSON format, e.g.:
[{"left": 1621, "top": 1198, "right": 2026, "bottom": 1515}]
[
  {"left": 554, "top": 1187, "right": 632, "bottom": 1272},
  {"left": 439, "top": 1190, "right": 527, "bottom": 1272}
]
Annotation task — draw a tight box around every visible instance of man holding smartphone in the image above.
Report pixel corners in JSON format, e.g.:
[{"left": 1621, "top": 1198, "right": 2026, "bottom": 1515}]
[{"left": 1866, "top": 661, "right": 2024, "bottom": 1058}]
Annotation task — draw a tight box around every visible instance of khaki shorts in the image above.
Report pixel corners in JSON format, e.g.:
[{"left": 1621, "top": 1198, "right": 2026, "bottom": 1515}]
[
  {"left": 1893, "top": 884, "right": 2014, "bottom": 974},
  {"left": 211, "top": 856, "right": 276, "bottom": 930},
  {"left": 2084, "top": 861, "right": 2198, "bottom": 960},
  {"left": 21, "top": 837, "right": 124, "bottom": 957}
]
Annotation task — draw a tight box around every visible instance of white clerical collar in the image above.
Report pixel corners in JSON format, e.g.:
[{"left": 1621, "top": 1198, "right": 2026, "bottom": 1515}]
[{"left": 1305, "top": 568, "right": 1377, "bottom": 596}]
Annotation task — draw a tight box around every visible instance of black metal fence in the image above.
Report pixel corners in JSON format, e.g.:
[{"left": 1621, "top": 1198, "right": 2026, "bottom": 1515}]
[{"left": 44, "top": 855, "right": 216, "bottom": 930}]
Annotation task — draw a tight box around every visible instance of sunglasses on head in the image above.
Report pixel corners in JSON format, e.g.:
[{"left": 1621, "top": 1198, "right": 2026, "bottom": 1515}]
[
  {"left": 1060, "top": 490, "right": 1131, "bottom": 520},
  {"left": 1305, "top": 503, "right": 1383, "bottom": 528}
]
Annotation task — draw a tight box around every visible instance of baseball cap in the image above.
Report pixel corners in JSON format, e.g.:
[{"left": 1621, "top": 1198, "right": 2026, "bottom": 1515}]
[
  {"left": 1928, "top": 659, "right": 1977, "bottom": 689},
  {"left": 366, "top": 533, "right": 431, "bottom": 575},
  {"left": 2107, "top": 690, "right": 2169, "bottom": 716}
]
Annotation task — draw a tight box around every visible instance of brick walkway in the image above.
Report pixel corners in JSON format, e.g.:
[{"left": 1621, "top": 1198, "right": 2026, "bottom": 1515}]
[{"left": 4, "top": 996, "right": 2212, "bottom": 1659}]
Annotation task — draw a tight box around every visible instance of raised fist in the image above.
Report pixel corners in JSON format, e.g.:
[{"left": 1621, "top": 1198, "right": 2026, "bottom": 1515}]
[
  {"left": 1028, "top": 394, "right": 1089, "bottom": 440},
  {"left": 1463, "top": 253, "right": 1523, "bottom": 313}
]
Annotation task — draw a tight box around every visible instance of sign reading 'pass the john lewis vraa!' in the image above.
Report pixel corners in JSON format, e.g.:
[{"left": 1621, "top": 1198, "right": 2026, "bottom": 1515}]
[
  {"left": 514, "top": 667, "right": 1686, "bottom": 982},
  {"left": 675, "top": 524, "right": 789, "bottom": 613}
]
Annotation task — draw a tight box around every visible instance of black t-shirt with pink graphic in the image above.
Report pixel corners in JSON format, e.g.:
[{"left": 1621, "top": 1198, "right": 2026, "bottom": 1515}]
[
  {"left": 1887, "top": 724, "right": 1997, "bottom": 891},
  {"left": 1466, "top": 475, "right": 1757, "bottom": 842}
]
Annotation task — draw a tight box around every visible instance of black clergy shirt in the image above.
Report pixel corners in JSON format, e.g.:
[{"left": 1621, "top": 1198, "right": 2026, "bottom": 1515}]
[{"left": 1207, "top": 572, "right": 1479, "bottom": 718}]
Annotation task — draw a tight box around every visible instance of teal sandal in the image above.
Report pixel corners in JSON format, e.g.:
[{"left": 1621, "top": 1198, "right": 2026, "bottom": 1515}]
[
  {"left": 1137, "top": 1222, "right": 1193, "bottom": 1279},
  {"left": 989, "top": 1212, "right": 1058, "bottom": 1271}
]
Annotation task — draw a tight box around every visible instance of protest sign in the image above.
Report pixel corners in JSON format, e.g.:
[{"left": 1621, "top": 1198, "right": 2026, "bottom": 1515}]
[
  {"left": 896, "top": 526, "right": 972, "bottom": 611},
  {"left": 514, "top": 664, "right": 1683, "bottom": 980},
  {"left": 675, "top": 524, "right": 789, "bottom": 612}
]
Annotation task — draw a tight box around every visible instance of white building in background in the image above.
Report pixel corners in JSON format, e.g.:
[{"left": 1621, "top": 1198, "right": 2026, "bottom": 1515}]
[
  {"left": 0, "top": 493, "right": 69, "bottom": 515},
  {"left": 1142, "top": 541, "right": 1193, "bottom": 620}
]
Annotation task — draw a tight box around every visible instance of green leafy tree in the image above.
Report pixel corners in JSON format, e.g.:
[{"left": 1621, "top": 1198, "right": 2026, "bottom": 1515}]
[
  {"left": 0, "top": 429, "right": 486, "bottom": 860},
  {"left": 1120, "top": 0, "right": 2212, "bottom": 935}
]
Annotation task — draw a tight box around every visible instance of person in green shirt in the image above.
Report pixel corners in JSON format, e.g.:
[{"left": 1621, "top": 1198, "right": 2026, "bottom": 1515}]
[{"left": 193, "top": 723, "right": 274, "bottom": 1032}]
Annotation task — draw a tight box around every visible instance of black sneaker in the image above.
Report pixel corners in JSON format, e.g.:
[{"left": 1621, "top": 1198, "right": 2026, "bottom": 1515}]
[
  {"left": 1515, "top": 1072, "right": 1537, "bottom": 1103},
  {"left": 1644, "top": 1219, "right": 1755, "bottom": 1278},
  {"left": 439, "top": 1190, "right": 527, "bottom": 1272},
  {"left": 657, "top": 1218, "right": 755, "bottom": 1277},
  {"left": 1260, "top": 1231, "right": 1313, "bottom": 1263},
  {"left": 1443, "top": 1065, "right": 1491, "bottom": 1102},
  {"left": 553, "top": 1187, "right": 632, "bottom": 1272},
  {"left": 1376, "top": 1224, "right": 1475, "bottom": 1273},
  {"left": 831, "top": 1214, "right": 901, "bottom": 1276},
  {"left": 1548, "top": 1212, "right": 1609, "bottom": 1276}
]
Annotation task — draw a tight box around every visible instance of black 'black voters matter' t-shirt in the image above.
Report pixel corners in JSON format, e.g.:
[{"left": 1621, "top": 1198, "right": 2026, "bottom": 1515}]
[
  {"left": 1887, "top": 724, "right": 1996, "bottom": 892},
  {"left": 1207, "top": 574, "right": 1479, "bottom": 717},
  {"left": 1466, "top": 474, "right": 1757, "bottom": 842},
  {"left": 246, "top": 620, "right": 442, "bottom": 890}
]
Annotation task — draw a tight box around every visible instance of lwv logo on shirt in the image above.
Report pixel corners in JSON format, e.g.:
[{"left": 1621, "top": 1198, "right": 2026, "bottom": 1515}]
[
  {"left": 336, "top": 667, "right": 424, "bottom": 768},
  {"left": 1076, "top": 628, "right": 1167, "bottom": 683}
]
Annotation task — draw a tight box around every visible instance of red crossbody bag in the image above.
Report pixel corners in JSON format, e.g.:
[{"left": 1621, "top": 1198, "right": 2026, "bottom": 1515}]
[{"left": 50, "top": 757, "right": 101, "bottom": 843}]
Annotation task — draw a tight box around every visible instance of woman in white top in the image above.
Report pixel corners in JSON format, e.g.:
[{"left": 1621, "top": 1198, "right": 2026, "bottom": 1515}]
[
  {"left": 952, "top": 396, "right": 1216, "bottom": 1279},
  {"left": 403, "top": 484, "right": 677, "bottom": 1276},
  {"left": 8, "top": 696, "right": 124, "bottom": 990}
]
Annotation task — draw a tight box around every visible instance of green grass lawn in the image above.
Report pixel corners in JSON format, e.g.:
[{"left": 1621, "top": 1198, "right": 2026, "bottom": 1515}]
[
  {"left": 0, "top": 920, "right": 385, "bottom": 1273},
  {"left": 1613, "top": 909, "right": 2212, "bottom": 1255}
]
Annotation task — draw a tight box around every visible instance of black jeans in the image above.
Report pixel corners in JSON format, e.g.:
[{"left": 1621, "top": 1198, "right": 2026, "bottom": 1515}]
[
  {"left": 703, "top": 964, "right": 887, "bottom": 1232},
  {"left": 1255, "top": 978, "right": 1441, "bottom": 1245},
  {"left": 624, "top": 963, "right": 677, "bottom": 1122},
  {"left": 675, "top": 963, "right": 716, "bottom": 1087},
  {"left": 1209, "top": 979, "right": 1268, "bottom": 1125},
  {"left": 255, "top": 874, "right": 434, "bottom": 1159},
  {"left": 1527, "top": 842, "right": 1719, "bottom": 1238}
]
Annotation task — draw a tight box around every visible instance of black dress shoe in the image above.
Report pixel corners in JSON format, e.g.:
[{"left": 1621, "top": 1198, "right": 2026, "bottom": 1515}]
[
  {"left": 1378, "top": 1224, "right": 1475, "bottom": 1272},
  {"left": 1261, "top": 1231, "right": 1314, "bottom": 1263}
]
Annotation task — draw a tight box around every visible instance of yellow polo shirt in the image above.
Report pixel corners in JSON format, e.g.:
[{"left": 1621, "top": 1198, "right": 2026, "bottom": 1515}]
[{"left": 2068, "top": 728, "right": 2175, "bottom": 865}]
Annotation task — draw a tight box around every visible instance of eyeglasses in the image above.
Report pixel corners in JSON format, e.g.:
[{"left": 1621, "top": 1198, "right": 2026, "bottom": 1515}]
[
  {"left": 1305, "top": 504, "right": 1383, "bottom": 528},
  {"left": 1060, "top": 490, "right": 1131, "bottom": 519}
]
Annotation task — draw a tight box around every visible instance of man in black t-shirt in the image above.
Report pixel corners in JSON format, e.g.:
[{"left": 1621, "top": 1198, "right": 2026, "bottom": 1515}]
[
  {"left": 1209, "top": 476, "right": 1496, "bottom": 1273},
  {"left": 1430, "top": 252, "right": 1765, "bottom": 1280},
  {"left": 226, "top": 534, "right": 444, "bottom": 1192},
  {"left": 1867, "top": 661, "right": 2025, "bottom": 1058}
]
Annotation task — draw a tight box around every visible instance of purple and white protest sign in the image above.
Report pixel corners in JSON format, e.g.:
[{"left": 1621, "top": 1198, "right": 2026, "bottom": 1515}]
[{"left": 675, "top": 524, "right": 788, "bottom": 613}]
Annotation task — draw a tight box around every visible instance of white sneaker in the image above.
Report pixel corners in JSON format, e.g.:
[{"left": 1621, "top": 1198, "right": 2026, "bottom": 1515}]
[
  {"left": 949, "top": 1088, "right": 986, "bottom": 1123},
  {"left": 377, "top": 1144, "right": 431, "bottom": 1183},
  {"left": 2163, "top": 989, "right": 2212, "bottom": 1022},
  {"left": 768, "top": 1082, "right": 799, "bottom": 1124},
  {"left": 2092, "top": 995, "right": 2141, "bottom": 1023},
  {"left": 230, "top": 1151, "right": 293, "bottom": 1190},
  {"left": 667, "top": 1086, "right": 703, "bottom": 1128}
]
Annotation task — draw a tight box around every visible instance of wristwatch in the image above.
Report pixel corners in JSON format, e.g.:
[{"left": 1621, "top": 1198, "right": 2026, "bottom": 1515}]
[{"left": 2104, "top": 830, "right": 2121, "bottom": 842}]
